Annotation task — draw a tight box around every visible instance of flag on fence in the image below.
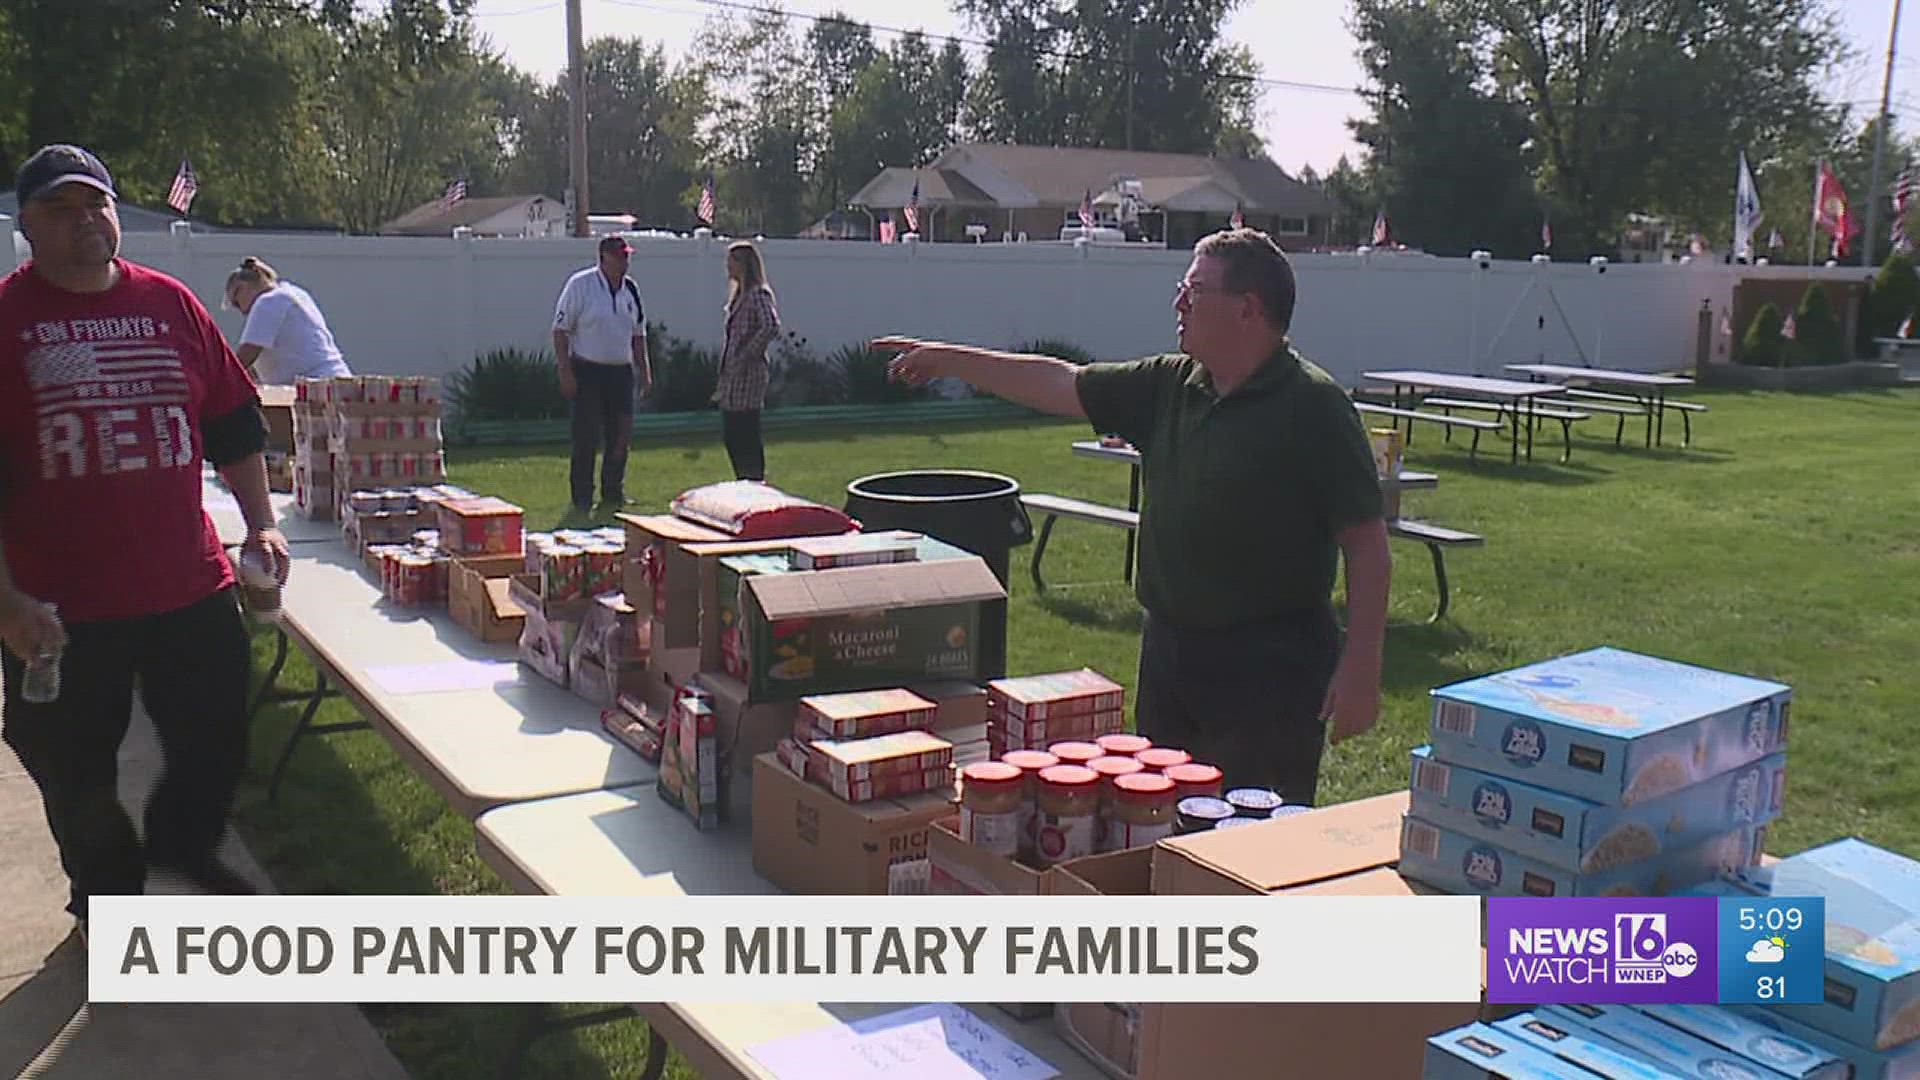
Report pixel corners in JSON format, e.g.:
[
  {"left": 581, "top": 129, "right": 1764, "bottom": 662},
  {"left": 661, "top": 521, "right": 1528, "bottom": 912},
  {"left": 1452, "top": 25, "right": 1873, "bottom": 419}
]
[
  {"left": 1720, "top": 310, "right": 1733, "bottom": 338},
  {"left": 1734, "top": 151, "right": 1763, "bottom": 260},
  {"left": 167, "top": 159, "right": 198, "bottom": 215},
  {"left": 1230, "top": 204, "right": 1244, "bottom": 230},
  {"left": 878, "top": 219, "right": 896, "bottom": 244},
  {"left": 439, "top": 178, "right": 466, "bottom": 213},
  {"left": 1900, "top": 312, "right": 1914, "bottom": 339},
  {"left": 1782, "top": 312, "right": 1797, "bottom": 340},
  {"left": 1078, "top": 189, "right": 1095, "bottom": 231},
  {"left": 1768, "top": 226, "right": 1784, "bottom": 251},
  {"left": 1891, "top": 166, "right": 1916, "bottom": 254},
  {"left": 1541, "top": 217, "right": 1552, "bottom": 251},
  {"left": 903, "top": 179, "right": 921, "bottom": 233},
  {"left": 1372, "top": 209, "right": 1390, "bottom": 246},
  {"left": 1814, "top": 160, "right": 1854, "bottom": 258},
  {"left": 697, "top": 175, "right": 715, "bottom": 225}
]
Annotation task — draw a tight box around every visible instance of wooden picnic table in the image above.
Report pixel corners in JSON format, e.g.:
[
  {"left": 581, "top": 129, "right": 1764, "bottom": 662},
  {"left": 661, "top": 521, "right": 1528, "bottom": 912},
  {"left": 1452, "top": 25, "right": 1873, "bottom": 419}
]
[
  {"left": 1361, "top": 370, "right": 1566, "bottom": 463},
  {"left": 1502, "top": 363, "right": 1695, "bottom": 448}
]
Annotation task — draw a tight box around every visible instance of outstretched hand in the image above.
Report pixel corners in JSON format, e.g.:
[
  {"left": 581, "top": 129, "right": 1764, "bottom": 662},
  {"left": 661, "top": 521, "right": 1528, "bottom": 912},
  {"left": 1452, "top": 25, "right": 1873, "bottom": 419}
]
[{"left": 871, "top": 336, "right": 948, "bottom": 386}]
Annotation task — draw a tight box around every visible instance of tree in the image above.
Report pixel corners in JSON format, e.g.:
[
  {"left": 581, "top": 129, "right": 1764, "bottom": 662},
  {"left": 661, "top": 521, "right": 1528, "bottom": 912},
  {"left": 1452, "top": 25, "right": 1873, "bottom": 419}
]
[
  {"left": 694, "top": 7, "right": 820, "bottom": 234},
  {"left": 1347, "top": 0, "right": 1540, "bottom": 256},
  {"left": 1741, "top": 303, "right": 1786, "bottom": 367},
  {"left": 1788, "top": 285, "right": 1845, "bottom": 366},
  {"left": 1322, "top": 154, "right": 1377, "bottom": 247}
]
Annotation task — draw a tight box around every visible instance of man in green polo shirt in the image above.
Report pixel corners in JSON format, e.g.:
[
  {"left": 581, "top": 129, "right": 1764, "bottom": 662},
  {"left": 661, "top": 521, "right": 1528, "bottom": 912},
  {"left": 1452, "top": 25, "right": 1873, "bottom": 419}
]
[{"left": 873, "top": 229, "right": 1390, "bottom": 804}]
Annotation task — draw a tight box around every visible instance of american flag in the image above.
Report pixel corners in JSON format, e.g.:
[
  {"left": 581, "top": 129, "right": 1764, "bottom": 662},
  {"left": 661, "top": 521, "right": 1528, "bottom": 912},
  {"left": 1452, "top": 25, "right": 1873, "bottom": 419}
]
[
  {"left": 903, "top": 179, "right": 920, "bottom": 233},
  {"left": 167, "top": 159, "right": 198, "bottom": 215},
  {"left": 1891, "top": 166, "right": 1917, "bottom": 254},
  {"left": 27, "top": 339, "right": 188, "bottom": 417},
  {"left": 1781, "top": 312, "right": 1797, "bottom": 340},
  {"left": 1900, "top": 313, "right": 1915, "bottom": 339},
  {"left": 878, "top": 219, "right": 896, "bottom": 244},
  {"left": 1077, "top": 189, "right": 1094, "bottom": 231},
  {"left": 1230, "top": 204, "right": 1244, "bottom": 230},
  {"left": 697, "top": 175, "right": 715, "bottom": 225},
  {"left": 1768, "top": 227, "right": 1783, "bottom": 251},
  {"left": 440, "top": 178, "right": 467, "bottom": 213},
  {"left": 1541, "top": 218, "right": 1552, "bottom": 250},
  {"left": 1372, "top": 209, "right": 1390, "bottom": 246}
]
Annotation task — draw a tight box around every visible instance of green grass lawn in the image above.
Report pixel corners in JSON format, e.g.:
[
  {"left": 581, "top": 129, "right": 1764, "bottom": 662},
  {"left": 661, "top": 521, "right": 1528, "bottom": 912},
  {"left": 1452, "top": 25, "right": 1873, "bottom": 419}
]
[{"left": 232, "top": 386, "right": 1920, "bottom": 1079}]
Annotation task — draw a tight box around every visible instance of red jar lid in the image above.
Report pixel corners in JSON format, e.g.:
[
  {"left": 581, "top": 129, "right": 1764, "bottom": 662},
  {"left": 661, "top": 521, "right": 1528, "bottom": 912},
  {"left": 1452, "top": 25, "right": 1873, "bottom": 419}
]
[
  {"left": 1164, "top": 763, "right": 1224, "bottom": 788},
  {"left": 1095, "top": 733, "right": 1152, "bottom": 757},
  {"left": 962, "top": 761, "right": 1022, "bottom": 787},
  {"left": 1115, "top": 772, "right": 1176, "bottom": 802},
  {"left": 1136, "top": 748, "right": 1192, "bottom": 770},
  {"left": 1002, "top": 750, "right": 1060, "bottom": 774},
  {"left": 1038, "top": 764, "right": 1100, "bottom": 791},
  {"left": 1088, "top": 755, "right": 1146, "bottom": 780},
  {"left": 1047, "top": 741, "right": 1103, "bottom": 765}
]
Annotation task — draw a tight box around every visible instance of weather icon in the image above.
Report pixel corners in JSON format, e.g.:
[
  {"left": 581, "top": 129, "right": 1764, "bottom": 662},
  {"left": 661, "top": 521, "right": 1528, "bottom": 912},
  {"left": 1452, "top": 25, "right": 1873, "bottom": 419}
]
[{"left": 1746, "top": 937, "right": 1788, "bottom": 964}]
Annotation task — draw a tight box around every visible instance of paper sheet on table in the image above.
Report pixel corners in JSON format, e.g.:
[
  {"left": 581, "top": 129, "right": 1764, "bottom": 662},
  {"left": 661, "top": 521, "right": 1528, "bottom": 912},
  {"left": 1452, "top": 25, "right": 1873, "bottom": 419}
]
[
  {"left": 366, "top": 660, "right": 524, "bottom": 696},
  {"left": 746, "top": 1003, "right": 1059, "bottom": 1080}
]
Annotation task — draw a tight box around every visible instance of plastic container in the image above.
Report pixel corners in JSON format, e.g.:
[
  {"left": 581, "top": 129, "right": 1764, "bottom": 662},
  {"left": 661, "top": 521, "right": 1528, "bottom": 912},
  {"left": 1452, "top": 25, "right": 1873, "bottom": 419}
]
[
  {"left": 18, "top": 603, "right": 62, "bottom": 704},
  {"left": 1001, "top": 749, "right": 1058, "bottom": 860},
  {"left": 1094, "top": 733, "right": 1152, "bottom": 758},
  {"left": 1047, "top": 741, "right": 1103, "bottom": 768},
  {"left": 960, "top": 762, "right": 1025, "bottom": 857},
  {"left": 1033, "top": 765, "right": 1100, "bottom": 866},
  {"left": 1136, "top": 747, "right": 1192, "bottom": 772},
  {"left": 1164, "top": 763, "right": 1224, "bottom": 801},
  {"left": 1226, "top": 787, "right": 1284, "bottom": 818},
  {"left": 1108, "top": 773, "right": 1178, "bottom": 850},
  {"left": 1175, "top": 795, "right": 1235, "bottom": 834},
  {"left": 1089, "top": 755, "right": 1147, "bottom": 852}
]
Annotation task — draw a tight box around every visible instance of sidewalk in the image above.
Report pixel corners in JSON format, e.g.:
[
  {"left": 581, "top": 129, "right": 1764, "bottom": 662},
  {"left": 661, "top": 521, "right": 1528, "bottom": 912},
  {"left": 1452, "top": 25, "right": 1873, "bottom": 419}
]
[{"left": 0, "top": 696, "right": 409, "bottom": 1079}]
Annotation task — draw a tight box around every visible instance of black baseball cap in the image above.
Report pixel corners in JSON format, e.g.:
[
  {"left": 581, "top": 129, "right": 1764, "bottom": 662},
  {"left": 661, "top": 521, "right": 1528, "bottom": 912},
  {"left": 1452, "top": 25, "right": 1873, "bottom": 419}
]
[{"left": 15, "top": 144, "right": 117, "bottom": 205}]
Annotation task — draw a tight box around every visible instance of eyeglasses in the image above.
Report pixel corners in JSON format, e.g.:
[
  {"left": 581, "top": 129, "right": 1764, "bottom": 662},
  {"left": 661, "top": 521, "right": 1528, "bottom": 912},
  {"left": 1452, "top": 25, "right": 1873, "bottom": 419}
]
[{"left": 1173, "top": 278, "right": 1233, "bottom": 300}]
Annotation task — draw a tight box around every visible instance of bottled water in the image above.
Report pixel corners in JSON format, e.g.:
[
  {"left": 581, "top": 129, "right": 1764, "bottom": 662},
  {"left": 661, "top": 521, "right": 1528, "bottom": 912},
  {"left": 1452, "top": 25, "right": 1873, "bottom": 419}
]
[{"left": 19, "top": 604, "right": 63, "bottom": 704}]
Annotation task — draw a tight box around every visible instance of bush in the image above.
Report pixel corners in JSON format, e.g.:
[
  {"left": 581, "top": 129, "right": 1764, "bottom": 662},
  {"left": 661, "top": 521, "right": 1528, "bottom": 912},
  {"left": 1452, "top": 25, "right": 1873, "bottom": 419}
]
[
  {"left": 766, "top": 329, "right": 847, "bottom": 407},
  {"left": 835, "top": 342, "right": 928, "bottom": 404},
  {"left": 1013, "top": 338, "right": 1096, "bottom": 365},
  {"left": 445, "top": 347, "right": 567, "bottom": 422},
  {"left": 1740, "top": 303, "right": 1786, "bottom": 367},
  {"left": 1859, "top": 251, "right": 1920, "bottom": 356},
  {"left": 645, "top": 323, "right": 719, "bottom": 412},
  {"left": 1789, "top": 284, "right": 1846, "bottom": 366}
]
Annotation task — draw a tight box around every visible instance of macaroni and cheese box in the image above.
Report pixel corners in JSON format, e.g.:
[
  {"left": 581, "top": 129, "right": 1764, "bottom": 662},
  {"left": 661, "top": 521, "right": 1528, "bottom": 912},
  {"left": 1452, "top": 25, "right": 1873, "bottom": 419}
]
[
  {"left": 1545, "top": 1004, "right": 1842, "bottom": 1080},
  {"left": 1409, "top": 746, "right": 1788, "bottom": 874},
  {"left": 796, "top": 688, "right": 938, "bottom": 740},
  {"left": 787, "top": 532, "right": 921, "bottom": 570},
  {"left": 1425, "top": 1022, "right": 1609, "bottom": 1079},
  {"left": 1428, "top": 648, "right": 1791, "bottom": 806},
  {"left": 1731, "top": 1004, "right": 1920, "bottom": 1080},
  {"left": 1398, "top": 816, "right": 1764, "bottom": 898},
  {"left": 1635, "top": 1004, "right": 1845, "bottom": 1080},
  {"left": 987, "top": 668, "right": 1126, "bottom": 720},
  {"left": 1734, "top": 839, "right": 1920, "bottom": 1052},
  {"left": 1493, "top": 1012, "right": 1683, "bottom": 1079}
]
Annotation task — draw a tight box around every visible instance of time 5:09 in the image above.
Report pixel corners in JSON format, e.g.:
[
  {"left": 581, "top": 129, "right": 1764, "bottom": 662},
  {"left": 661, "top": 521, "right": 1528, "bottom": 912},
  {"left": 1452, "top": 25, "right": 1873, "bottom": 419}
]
[{"left": 1738, "top": 907, "right": 1803, "bottom": 933}]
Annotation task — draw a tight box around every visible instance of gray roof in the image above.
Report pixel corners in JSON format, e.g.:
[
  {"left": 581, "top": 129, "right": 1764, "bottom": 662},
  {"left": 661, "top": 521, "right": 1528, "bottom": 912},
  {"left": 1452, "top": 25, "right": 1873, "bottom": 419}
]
[
  {"left": 380, "top": 194, "right": 561, "bottom": 236},
  {"left": 851, "top": 144, "right": 1331, "bottom": 218},
  {"left": 0, "top": 191, "right": 216, "bottom": 232}
]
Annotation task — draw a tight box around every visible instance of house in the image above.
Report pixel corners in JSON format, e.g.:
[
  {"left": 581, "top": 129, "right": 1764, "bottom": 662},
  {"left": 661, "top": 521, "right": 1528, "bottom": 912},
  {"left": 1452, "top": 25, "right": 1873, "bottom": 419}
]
[
  {"left": 1, "top": 190, "right": 216, "bottom": 233},
  {"left": 847, "top": 144, "right": 1333, "bottom": 249},
  {"left": 379, "top": 194, "right": 566, "bottom": 238}
]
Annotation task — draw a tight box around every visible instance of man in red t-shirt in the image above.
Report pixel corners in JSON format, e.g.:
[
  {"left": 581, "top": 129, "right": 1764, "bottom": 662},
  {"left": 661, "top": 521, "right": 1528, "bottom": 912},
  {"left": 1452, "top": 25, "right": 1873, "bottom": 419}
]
[{"left": 0, "top": 144, "right": 290, "bottom": 931}]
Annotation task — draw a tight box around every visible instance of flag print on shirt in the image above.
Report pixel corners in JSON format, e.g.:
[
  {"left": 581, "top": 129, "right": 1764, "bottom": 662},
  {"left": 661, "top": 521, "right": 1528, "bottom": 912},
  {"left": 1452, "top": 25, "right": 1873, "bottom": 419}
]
[{"left": 22, "top": 317, "right": 196, "bottom": 480}]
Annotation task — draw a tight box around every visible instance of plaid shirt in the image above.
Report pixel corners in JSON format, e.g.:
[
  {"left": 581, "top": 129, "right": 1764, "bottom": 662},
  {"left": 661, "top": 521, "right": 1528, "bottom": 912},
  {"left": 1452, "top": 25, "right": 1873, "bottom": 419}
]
[{"left": 714, "top": 287, "right": 778, "bottom": 412}]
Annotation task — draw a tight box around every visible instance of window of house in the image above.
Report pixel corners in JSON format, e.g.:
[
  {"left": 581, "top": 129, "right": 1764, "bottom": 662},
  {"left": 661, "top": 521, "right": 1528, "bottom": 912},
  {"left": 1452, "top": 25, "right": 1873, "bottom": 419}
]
[{"left": 1275, "top": 217, "right": 1309, "bottom": 235}]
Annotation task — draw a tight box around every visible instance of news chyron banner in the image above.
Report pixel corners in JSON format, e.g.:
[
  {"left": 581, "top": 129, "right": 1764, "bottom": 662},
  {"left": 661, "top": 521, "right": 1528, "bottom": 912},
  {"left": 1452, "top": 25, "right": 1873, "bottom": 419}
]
[
  {"left": 88, "top": 895, "right": 1482, "bottom": 1004},
  {"left": 1487, "top": 896, "right": 1826, "bottom": 1005}
]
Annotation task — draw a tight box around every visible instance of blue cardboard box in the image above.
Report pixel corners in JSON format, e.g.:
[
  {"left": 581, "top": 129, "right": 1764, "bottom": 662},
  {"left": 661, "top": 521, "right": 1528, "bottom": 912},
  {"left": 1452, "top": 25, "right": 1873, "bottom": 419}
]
[
  {"left": 1636, "top": 1004, "right": 1846, "bottom": 1079},
  {"left": 1494, "top": 1012, "right": 1685, "bottom": 1078},
  {"left": 1545, "top": 1003, "right": 1841, "bottom": 1080},
  {"left": 1399, "top": 815, "right": 1765, "bottom": 898},
  {"left": 1731, "top": 1004, "right": 1920, "bottom": 1080},
  {"left": 1410, "top": 746, "right": 1786, "bottom": 873},
  {"left": 1425, "top": 1021, "right": 1614, "bottom": 1079},
  {"left": 1732, "top": 839, "right": 1920, "bottom": 1052},
  {"left": 1428, "top": 648, "right": 1790, "bottom": 806}
]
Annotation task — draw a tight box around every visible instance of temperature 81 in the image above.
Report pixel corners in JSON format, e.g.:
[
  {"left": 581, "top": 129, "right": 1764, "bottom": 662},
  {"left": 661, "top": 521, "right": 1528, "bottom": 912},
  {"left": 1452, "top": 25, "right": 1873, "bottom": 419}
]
[{"left": 1738, "top": 907, "right": 1802, "bottom": 934}]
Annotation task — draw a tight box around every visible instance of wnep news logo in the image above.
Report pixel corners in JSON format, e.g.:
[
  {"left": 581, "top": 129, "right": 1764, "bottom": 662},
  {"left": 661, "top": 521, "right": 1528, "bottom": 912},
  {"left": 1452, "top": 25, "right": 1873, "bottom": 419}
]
[{"left": 1487, "top": 898, "right": 1721, "bottom": 1003}]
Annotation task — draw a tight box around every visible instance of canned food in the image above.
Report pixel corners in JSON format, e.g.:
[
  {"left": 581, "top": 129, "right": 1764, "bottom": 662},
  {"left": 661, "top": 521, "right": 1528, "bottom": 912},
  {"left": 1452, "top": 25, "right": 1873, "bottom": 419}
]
[
  {"left": 542, "top": 544, "right": 585, "bottom": 602},
  {"left": 1225, "top": 787, "right": 1284, "bottom": 818},
  {"left": 1175, "top": 795, "right": 1234, "bottom": 835},
  {"left": 350, "top": 491, "right": 384, "bottom": 514},
  {"left": 583, "top": 543, "right": 622, "bottom": 595}
]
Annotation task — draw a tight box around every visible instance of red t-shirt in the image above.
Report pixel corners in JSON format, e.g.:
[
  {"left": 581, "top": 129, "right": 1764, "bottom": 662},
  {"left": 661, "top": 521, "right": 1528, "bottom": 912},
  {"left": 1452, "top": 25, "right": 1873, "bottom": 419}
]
[{"left": 0, "top": 259, "right": 259, "bottom": 622}]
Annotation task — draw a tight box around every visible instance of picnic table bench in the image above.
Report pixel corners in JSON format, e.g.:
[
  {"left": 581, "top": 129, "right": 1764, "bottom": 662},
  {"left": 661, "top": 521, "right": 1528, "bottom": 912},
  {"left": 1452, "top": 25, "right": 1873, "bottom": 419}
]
[
  {"left": 1419, "top": 397, "right": 1593, "bottom": 463},
  {"left": 1353, "top": 401, "right": 1500, "bottom": 463},
  {"left": 1502, "top": 364, "right": 1700, "bottom": 447}
]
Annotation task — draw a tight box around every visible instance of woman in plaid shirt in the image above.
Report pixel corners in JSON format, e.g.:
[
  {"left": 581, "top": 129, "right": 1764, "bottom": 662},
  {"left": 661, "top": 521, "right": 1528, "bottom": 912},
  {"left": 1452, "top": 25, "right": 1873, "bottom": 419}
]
[{"left": 714, "top": 241, "right": 779, "bottom": 480}]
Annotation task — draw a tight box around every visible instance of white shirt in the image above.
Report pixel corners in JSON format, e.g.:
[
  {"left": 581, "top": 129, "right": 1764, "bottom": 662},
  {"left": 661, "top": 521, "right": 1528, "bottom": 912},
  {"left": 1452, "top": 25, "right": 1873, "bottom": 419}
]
[
  {"left": 238, "top": 282, "right": 352, "bottom": 384},
  {"left": 553, "top": 267, "right": 644, "bottom": 365}
]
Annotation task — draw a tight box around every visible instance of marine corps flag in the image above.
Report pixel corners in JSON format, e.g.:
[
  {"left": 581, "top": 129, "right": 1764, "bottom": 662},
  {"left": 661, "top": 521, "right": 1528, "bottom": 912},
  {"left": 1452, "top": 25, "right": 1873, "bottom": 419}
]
[{"left": 1813, "top": 161, "right": 1855, "bottom": 259}]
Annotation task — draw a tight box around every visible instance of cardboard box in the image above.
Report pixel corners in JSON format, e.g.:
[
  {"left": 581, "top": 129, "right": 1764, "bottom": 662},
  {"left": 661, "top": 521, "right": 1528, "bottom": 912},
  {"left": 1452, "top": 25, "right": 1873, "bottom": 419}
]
[
  {"left": 1428, "top": 647, "right": 1791, "bottom": 806},
  {"left": 1149, "top": 790, "right": 1409, "bottom": 896},
  {"left": 812, "top": 731, "right": 953, "bottom": 784},
  {"left": 1138, "top": 1002, "right": 1482, "bottom": 1080},
  {"left": 787, "top": 532, "right": 921, "bottom": 570},
  {"left": 927, "top": 816, "right": 1049, "bottom": 896},
  {"left": 915, "top": 681, "right": 988, "bottom": 732},
  {"left": 1425, "top": 1021, "right": 1601, "bottom": 1080},
  {"left": 1546, "top": 1004, "right": 1844, "bottom": 1080},
  {"left": 1050, "top": 846, "right": 1154, "bottom": 898},
  {"left": 438, "top": 497, "right": 524, "bottom": 557},
  {"left": 702, "top": 671, "right": 798, "bottom": 783},
  {"left": 988, "top": 668, "right": 1126, "bottom": 720},
  {"left": 618, "top": 514, "right": 733, "bottom": 648},
  {"left": 1410, "top": 745, "right": 1788, "bottom": 874},
  {"left": 1731, "top": 1004, "right": 1920, "bottom": 1080},
  {"left": 1737, "top": 839, "right": 1920, "bottom": 1052},
  {"left": 449, "top": 561, "right": 527, "bottom": 644},
  {"left": 1496, "top": 1011, "right": 1707, "bottom": 1078},
  {"left": 797, "top": 688, "right": 938, "bottom": 740},
  {"left": 721, "top": 556, "right": 1006, "bottom": 701},
  {"left": 1636, "top": 1004, "right": 1846, "bottom": 1080},
  {"left": 658, "top": 688, "right": 722, "bottom": 830},
  {"left": 1398, "top": 815, "right": 1764, "bottom": 898},
  {"left": 749, "top": 753, "right": 952, "bottom": 895}
]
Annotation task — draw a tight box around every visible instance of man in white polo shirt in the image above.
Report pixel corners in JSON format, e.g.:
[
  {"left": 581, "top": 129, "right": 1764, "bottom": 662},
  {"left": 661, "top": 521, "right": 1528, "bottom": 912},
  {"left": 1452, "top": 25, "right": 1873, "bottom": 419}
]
[{"left": 553, "top": 236, "right": 652, "bottom": 513}]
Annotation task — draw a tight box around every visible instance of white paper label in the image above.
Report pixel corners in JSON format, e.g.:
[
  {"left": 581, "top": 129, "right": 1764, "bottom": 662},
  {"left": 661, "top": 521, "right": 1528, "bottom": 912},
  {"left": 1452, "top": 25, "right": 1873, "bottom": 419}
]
[{"left": 1034, "top": 811, "right": 1094, "bottom": 865}]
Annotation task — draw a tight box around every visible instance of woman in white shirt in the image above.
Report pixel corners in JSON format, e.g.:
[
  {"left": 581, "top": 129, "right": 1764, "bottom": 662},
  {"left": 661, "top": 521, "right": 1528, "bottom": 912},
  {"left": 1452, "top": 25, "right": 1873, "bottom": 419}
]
[{"left": 224, "top": 256, "right": 354, "bottom": 384}]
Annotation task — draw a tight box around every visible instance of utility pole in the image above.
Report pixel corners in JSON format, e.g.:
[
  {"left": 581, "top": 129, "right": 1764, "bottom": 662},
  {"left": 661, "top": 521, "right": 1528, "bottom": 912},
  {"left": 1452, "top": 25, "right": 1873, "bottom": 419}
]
[
  {"left": 566, "top": 0, "right": 590, "bottom": 238},
  {"left": 1864, "top": 0, "right": 1904, "bottom": 267},
  {"left": 1125, "top": 18, "right": 1137, "bottom": 151}
]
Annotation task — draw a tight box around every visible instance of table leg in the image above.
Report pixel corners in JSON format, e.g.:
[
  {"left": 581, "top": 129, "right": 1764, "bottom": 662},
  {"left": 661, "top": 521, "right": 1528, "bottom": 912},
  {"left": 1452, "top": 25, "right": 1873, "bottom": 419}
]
[
  {"left": 493, "top": 1005, "right": 643, "bottom": 1080},
  {"left": 1654, "top": 390, "right": 1667, "bottom": 447},
  {"left": 1644, "top": 391, "right": 1656, "bottom": 448},
  {"left": 250, "top": 626, "right": 291, "bottom": 718},
  {"left": 1123, "top": 464, "right": 1140, "bottom": 585},
  {"left": 265, "top": 667, "right": 356, "bottom": 801}
]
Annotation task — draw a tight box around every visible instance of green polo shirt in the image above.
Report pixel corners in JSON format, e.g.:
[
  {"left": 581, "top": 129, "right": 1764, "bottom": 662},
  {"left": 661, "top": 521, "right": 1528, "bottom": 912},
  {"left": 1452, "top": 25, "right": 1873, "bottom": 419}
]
[{"left": 1074, "top": 346, "right": 1383, "bottom": 630}]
